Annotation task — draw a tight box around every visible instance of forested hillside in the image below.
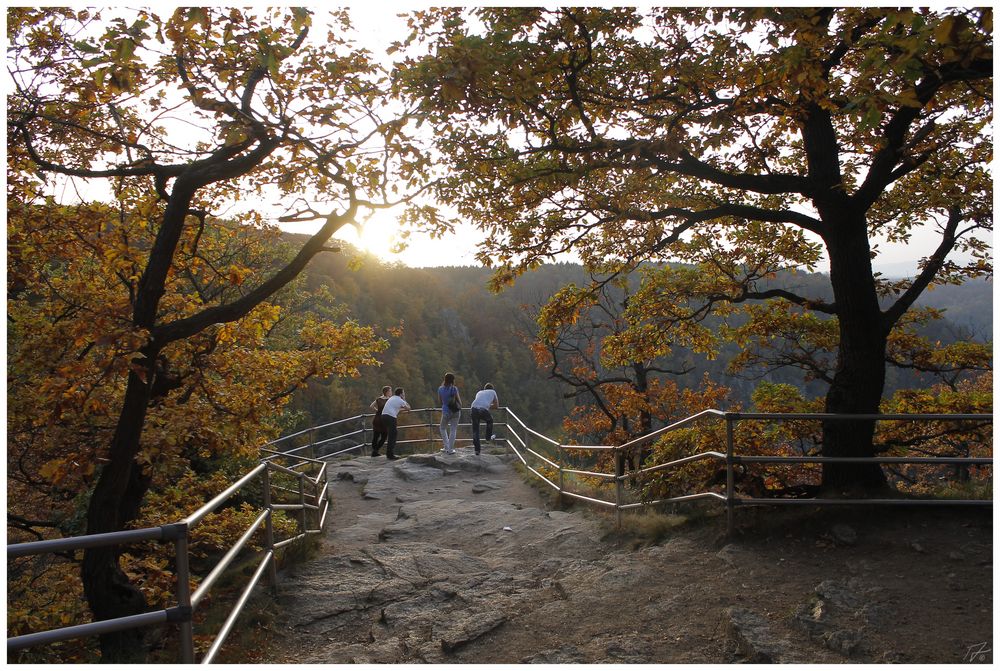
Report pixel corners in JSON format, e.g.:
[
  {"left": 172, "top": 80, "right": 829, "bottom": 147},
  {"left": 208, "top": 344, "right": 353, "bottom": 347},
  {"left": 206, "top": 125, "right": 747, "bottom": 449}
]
[{"left": 284, "top": 238, "right": 993, "bottom": 436}]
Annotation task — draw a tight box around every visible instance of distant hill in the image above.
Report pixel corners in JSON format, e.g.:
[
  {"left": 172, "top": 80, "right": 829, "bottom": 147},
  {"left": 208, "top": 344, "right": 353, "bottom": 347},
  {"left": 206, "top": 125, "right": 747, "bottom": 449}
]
[{"left": 282, "top": 236, "right": 991, "bottom": 434}]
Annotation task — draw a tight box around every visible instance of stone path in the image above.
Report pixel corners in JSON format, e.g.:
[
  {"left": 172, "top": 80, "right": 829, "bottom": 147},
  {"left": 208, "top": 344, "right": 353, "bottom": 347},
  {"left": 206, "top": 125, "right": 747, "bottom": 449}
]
[
  {"left": 260, "top": 446, "right": 993, "bottom": 664},
  {"left": 262, "top": 447, "right": 618, "bottom": 663}
]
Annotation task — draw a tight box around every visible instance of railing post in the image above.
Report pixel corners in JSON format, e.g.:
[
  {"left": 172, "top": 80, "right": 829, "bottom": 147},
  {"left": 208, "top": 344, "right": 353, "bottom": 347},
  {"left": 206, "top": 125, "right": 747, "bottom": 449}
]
[
  {"left": 361, "top": 416, "right": 367, "bottom": 456},
  {"left": 261, "top": 466, "right": 278, "bottom": 596},
  {"left": 298, "top": 472, "right": 307, "bottom": 533},
  {"left": 428, "top": 409, "right": 435, "bottom": 453},
  {"left": 557, "top": 443, "right": 565, "bottom": 507},
  {"left": 726, "top": 413, "right": 736, "bottom": 537},
  {"left": 614, "top": 447, "right": 624, "bottom": 532},
  {"left": 174, "top": 525, "right": 195, "bottom": 664},
  {"left": 308, "top": 428, "right": 316, "bottom": 460}
]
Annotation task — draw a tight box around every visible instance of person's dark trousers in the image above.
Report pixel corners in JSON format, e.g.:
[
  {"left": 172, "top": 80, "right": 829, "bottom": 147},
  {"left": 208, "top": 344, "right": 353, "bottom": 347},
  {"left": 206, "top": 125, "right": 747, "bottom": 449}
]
[
  {"left": 371, "top": 422, "right": 387, "bottom": 456},
  {"left": 470, "top": 407, "right": 493, "bottom": 454},
  {"left": 384, "top": 415, "right": 399, "bottom": 458}
]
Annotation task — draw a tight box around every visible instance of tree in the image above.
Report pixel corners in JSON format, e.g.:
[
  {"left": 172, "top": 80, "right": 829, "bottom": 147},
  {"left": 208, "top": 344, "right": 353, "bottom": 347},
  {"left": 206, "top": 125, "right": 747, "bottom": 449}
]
[
  {"left": 530, "top": 274, "right": 700, "bottom": 467},
  {"left": 395, "top": 7, "right": 992, "bottom": 491},
  {"left": 8, "top": 7, "right": 428, "bottom": 659}
]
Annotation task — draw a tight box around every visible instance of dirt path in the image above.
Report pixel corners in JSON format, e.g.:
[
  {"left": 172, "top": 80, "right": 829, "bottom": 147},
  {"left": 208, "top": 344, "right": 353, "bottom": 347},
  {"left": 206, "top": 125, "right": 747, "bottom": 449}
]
[{"left": 259, "top": 447, "right": 993, "bottom": 664}]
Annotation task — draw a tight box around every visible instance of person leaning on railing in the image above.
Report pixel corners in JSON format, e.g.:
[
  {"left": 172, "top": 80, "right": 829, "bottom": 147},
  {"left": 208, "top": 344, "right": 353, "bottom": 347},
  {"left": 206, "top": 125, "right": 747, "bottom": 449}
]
[
  {"left": 470, "top": 382, "right": 499, "bottom": 455},
  {"left": 379, "top": 388, "right": 410, "bottom": 460},
  {"left": 369, "top": 385, "right": 392, "bottom": 457}
]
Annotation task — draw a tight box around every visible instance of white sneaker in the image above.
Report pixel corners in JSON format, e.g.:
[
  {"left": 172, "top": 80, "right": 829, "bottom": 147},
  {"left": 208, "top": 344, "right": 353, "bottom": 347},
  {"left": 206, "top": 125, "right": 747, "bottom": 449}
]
[{"left": 490, "top": 434, "right": 497, "bottom": 441}]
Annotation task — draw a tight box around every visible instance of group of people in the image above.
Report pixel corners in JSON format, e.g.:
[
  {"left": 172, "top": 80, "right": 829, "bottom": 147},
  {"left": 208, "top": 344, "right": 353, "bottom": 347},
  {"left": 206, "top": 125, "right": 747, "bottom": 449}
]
[{"left": 368, "top": 373, "right": 499, "bottom": 460}]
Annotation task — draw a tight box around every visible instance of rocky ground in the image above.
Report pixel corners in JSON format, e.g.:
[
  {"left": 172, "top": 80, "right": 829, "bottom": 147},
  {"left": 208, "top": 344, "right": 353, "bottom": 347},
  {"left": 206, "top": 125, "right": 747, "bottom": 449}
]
[{"left": 260, "top": 447, "right": 993, "bottom": 664}]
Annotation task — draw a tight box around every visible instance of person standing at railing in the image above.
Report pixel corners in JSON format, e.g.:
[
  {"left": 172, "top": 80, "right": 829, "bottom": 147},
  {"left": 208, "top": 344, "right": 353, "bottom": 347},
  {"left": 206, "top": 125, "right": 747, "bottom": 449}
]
[
  {"left": 380, "top": 387, "right": 410, "bottom": 460},
  {"left": 470, "top": 382, "right": 499, "bottom": 456},
  {"left": 438, "top": 372, "right": 462, "bottom": 455},
  {"left": 369, "top": 385, "right": 392, "bottom": 457}
]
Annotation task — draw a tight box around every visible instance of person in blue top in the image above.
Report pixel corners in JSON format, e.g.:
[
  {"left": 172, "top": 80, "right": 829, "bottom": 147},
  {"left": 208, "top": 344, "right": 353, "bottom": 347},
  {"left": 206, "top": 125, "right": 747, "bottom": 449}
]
[{"left": 437, "top": 372, "right": 462, "bottom": 455}]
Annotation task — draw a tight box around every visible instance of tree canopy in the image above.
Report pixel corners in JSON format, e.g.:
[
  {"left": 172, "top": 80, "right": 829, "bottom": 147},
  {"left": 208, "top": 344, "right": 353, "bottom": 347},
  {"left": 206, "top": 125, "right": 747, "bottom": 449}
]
[
  {"left": 8, "top": 7, "right": 430, "bottom": 660},
  {"left": 395, "top": 7, "right": 992, "bottom": 489}
]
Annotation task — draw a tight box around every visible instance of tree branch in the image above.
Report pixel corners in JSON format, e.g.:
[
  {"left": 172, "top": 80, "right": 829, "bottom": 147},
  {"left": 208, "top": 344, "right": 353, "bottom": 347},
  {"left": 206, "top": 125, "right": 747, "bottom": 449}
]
[{"left": 882, "top": 206, "right": 961, "bottom": 331}]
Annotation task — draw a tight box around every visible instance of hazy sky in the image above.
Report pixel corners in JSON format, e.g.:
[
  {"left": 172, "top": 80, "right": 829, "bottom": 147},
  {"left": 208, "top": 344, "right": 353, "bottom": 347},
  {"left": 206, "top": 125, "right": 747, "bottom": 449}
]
[{"left": 289, "top": 7, "right": 989, "bottom": 277}]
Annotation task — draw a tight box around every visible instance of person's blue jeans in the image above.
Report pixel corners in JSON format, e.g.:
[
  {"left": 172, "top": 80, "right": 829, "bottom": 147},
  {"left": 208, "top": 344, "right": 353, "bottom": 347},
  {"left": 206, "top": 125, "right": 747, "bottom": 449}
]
[{"left": 470, "top": 407, "right": 493, "bottom": 454}]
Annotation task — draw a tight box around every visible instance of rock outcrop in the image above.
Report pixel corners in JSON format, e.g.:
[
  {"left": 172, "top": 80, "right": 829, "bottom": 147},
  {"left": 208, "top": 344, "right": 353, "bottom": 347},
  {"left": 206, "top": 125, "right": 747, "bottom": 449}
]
[{"left": 261, "top": 447, "right": 992, "bottom": 665}]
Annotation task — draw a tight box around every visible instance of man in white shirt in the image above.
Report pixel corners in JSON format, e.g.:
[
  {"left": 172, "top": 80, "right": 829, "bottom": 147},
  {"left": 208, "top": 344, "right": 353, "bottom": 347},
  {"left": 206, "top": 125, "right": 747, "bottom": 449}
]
[
  {"left": 380, "top": 388, "right": 411, "bottom": 460},
  {"left": 470, "top": 383, "right": 499, "bottom": 455}
]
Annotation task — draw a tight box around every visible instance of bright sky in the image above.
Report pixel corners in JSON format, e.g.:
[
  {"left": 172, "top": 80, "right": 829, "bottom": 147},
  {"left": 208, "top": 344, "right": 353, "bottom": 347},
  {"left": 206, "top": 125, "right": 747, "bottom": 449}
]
[
  {"left": 296, "top": 6, "right": 989, "bottom": 276},
  {"left": 280, "top": 6, "right": 485, "bottom": 268}
]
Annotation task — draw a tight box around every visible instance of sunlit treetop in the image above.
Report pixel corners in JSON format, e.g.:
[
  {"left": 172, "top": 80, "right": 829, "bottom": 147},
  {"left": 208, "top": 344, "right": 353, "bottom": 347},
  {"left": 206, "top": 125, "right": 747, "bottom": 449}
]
[
  {"left": 394, "top": 7, "right": 991, "bottom": 292},
  {"left": 8, "top": 7, "right": 433, "bottom": 227}
]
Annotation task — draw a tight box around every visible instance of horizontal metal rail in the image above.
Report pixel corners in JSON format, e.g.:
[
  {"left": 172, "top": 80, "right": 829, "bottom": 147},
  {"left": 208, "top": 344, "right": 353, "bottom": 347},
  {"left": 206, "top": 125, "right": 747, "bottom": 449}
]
[
  {"left": 506, "top": 424, "right": 527, "bottom": 450},
  {"left": 734, "top": 497, "right": 993, "bottom": 506},
  {"left": 501, "top": 408, "right": 991, "bottom": 535},
  {"left": 312, "top": 428, "right": 364, "bottom": 447},
  {"left": 620, "top": 451, "right": 726, "bottom": 481},
  {"left": 737, "top": 456, "right": 994, "bottom": 465},
  {"left": 619, "top": 492, "right": 728, "bottom": 510},
  {"left": 191, "top": 510, "right": 269, "bottom": 609},
  {"left": 523, "top": 445, "right": 561, "bottom": 470},
  {"left": 201, "top": 551, "right": 274, "bottom": 665},
  {"left": 562, "top": 467, "right": 617, "bottom": 481},
  {"left": 267, "top": 461, "right": 309, "bottom": 478},
  {"left": 273, "top": 534, "right": 306, "bottom": 549},
  {"left": 186, "top": 463, "right": 267, "bottom": 528},
  {"left": 261, "top": 415, "right": 364, "bottom": 447},
  {"left": 313, "top": 463, "right": 328, "bottom": 485},
  {"left": 260, "top": 447, "right": 325, "bottom": 465},
  {"left": 561, "top": 490, "right": 617, "bottom": 508},
  {"left": 506, "top": 407, "right": 561, "bottom": 447},
  {"left": 8, "top": 608, "right": 174, "bottom": 653},
  {"left": 319, "top": 444, "right": 365, "bottom": 458},
  {"left": 507, "top": 441, "right": 528, "bottom": 466},
  {"left": 271, "top": 502, "right": 319, "bottom": 511},
  {"left": 731, "top": 412, "right": 993, "bottom": 422},
  {"left": 7, "top": 407, "right": 991, "bottom": 663},
  {"left": 8, "top": 425, "right": 332, "bottom": 662},
  {"left": 525, "top": 464, "right": 561, "bottom": 491},
  {"left": 8, "top": 525, "right": 175, "bottom": 559},
  {"left": 617, "top": 408, "right": 727, "bottom": 452}
]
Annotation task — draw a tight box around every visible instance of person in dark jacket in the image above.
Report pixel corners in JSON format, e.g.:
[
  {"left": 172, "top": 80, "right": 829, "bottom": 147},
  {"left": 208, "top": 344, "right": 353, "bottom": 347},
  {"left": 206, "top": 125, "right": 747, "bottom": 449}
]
[{"left": 369, "top": 385, "right": 392, "bottom": 457}]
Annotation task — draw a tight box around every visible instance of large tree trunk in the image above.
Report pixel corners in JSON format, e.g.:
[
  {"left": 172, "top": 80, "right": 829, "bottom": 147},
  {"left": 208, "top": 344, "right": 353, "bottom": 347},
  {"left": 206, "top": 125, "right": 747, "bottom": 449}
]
[
  {"left": 81, "top": 364, "right": 156, "bottom": 661},
  {"left": 821, "top": 223, "right": 889, "bottom": 492}
]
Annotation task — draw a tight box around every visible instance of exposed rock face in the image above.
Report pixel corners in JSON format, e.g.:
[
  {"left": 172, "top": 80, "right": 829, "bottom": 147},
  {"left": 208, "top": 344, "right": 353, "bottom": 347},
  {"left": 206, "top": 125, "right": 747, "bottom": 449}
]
[
  {"left": 262, "top": 447, "right": 992, "bottom": 665},
  {"left": 723, "top": 606, "right": 802, "bottom": 663},
  {"left": 275, "top": 450, "right": 606, "bottom": 663},
  {"left": 791, "top": 578, "right": 888, "bottom": 658}
]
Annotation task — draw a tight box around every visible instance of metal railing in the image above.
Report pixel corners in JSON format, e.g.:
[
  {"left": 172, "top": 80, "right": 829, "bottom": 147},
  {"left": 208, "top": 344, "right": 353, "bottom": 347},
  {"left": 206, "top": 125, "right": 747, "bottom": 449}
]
[
  {"left": 8, "top": 405, "right": 991, "bottom": 662},
  {"left": 6, "top": 407, "right": 490, "bottom": 663},
  {"left": 500, "top": 409, "right": 993, "bottom": 534},
  {"left": 8, "top": 450, "right": 329, "bottom": 664}
]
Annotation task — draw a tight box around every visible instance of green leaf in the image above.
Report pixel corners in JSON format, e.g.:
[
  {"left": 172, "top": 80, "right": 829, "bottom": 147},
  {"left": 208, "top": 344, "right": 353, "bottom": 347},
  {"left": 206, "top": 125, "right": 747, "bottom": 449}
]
[{"left": 73, "top": 40, "right": 101, "bottom": 54}]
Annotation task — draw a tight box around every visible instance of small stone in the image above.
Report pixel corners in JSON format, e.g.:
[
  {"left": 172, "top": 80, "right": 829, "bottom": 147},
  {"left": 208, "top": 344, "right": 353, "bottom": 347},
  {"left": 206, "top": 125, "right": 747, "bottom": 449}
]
[
  {"left": 910, "top": 541, "right": 925, "bottom": 553},
  {"left": 723, "top": 606, "right": 799, "bottom": 663},
  {"left": 822, "top": 629, "right": 861, "bottom": 656},
  {"left": 716, "top": 544, "right": 740, "bottom": 566},
  {"left": 831, "top": 524, "right": 858, "bottom": 546},
  {"left": 502, "top": 526, "right": 513, "bottom": 532},
  {"left": 948, "top": 551, "right": 965, "bottom": 561}
]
